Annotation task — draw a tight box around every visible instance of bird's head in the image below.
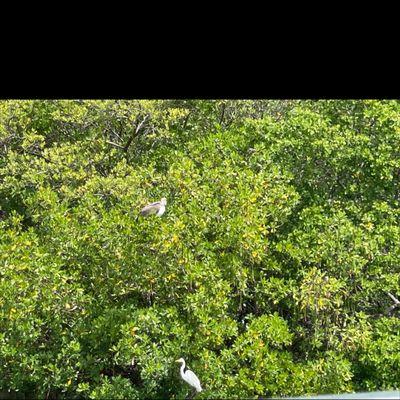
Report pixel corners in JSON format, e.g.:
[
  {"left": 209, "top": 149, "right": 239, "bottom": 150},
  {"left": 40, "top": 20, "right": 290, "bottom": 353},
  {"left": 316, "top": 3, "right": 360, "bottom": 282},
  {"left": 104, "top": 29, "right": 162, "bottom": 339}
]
[
  {"left": 175, "top": 358, "right": 185, "bottom": 364},
  {"left": 160, "top": 197, "right": 167, "bottom": 205}
]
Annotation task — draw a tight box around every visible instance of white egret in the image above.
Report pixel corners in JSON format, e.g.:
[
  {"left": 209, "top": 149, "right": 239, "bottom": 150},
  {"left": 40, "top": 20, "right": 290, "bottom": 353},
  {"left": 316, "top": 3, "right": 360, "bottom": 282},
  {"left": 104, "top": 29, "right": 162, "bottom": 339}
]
[
  {"left": 140, "top": 197, "right": 167, "bottom": 217},
  {"left": 175, "top": 358, "right": 202, "bottom": 393}
]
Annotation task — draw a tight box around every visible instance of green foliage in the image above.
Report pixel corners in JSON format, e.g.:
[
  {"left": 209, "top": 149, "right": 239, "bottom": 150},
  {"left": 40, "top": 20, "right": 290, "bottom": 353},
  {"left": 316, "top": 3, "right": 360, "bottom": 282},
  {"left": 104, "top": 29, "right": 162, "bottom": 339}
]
[
  {"left": 355, "top": 318, "right": 400, "bottom": 391},
  {"left": 0, "top": 100, "right": 399, "bottom": 398},
  {"left": 89, "top": 376, "right": 140, "bottom": 400}
]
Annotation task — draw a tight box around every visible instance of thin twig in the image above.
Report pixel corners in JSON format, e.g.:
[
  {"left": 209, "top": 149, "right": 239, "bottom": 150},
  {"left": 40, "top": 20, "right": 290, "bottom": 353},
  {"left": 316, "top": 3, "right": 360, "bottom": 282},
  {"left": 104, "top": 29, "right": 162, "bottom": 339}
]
[
  {"left": 25, "top": 150, "right": 53, "bottom": 164},
  {"left": 106, "top": 140, "right": 125, "bottom": 149},
  {"left": 111, "top": 129, "right": 123, "bottom": 141}
]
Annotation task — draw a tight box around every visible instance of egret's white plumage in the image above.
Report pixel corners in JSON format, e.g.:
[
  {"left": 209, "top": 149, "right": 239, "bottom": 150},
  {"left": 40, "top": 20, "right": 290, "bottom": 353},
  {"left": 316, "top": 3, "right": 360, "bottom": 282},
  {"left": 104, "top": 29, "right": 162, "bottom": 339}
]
[
  {"left": 176, "top": 358, "right": 202, "bottom": 393},
  {"left": 140, "top": 197, "right": 167, "bottom": 217}
]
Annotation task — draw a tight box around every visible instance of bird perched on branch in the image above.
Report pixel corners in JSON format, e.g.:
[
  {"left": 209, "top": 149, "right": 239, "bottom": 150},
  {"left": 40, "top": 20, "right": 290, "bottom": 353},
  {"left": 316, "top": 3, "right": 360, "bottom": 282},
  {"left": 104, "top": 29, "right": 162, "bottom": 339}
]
[
  {"left": 176, "top": 358, "right": 202, "bottom": 394},
  {"left": 140, "top": 197, "right": 167, "bottom": 217}
]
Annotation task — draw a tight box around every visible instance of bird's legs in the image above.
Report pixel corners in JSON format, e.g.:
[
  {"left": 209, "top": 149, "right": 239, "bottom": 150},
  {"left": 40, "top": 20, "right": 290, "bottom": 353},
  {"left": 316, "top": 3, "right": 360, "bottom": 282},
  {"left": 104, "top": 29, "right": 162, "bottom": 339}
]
[{"left": 185, "top": 388, "right": 198, "bottom": 400}]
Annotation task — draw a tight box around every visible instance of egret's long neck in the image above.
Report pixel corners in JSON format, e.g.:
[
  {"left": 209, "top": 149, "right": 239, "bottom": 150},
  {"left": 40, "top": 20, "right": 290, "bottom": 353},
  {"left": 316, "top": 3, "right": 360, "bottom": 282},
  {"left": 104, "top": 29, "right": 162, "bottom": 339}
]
[{"left": 180, "top": 360, "right": 186, "bottom": 377}]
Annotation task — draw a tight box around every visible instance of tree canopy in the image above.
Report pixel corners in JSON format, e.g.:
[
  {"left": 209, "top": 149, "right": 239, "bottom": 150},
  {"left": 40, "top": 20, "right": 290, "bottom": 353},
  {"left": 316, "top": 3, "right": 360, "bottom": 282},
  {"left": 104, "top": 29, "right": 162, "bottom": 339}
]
[{"left": 0, "top": 100, "right": 399, "bottom": 399}]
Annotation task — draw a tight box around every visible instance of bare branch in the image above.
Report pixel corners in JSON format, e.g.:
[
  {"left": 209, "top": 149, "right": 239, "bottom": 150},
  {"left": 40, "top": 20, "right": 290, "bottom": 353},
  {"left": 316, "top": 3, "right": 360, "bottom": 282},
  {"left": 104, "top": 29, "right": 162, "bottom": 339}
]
[
  {"left": 123, "top": 114, "right": 149, "bottom": 152},
  {"left": 183, "top": 111, "right": 191, "bottom": 129},
  {"left": 385, "top": 292, "right": 400, "bottom": 315},
  {"left": 135, "top": 114, "right": 149, "bottom": 135},
  {"left": 387, "top": 292, "right": 399, "bottom": 304},
  {"left": 111, "top": 129, "right": 123, "bottom": 141},
  {"left": 106, "top": 140, "right": 125, "bottom": 149},
  {"left": 219, "top": 102, "right": 226, "bottom": 125}
]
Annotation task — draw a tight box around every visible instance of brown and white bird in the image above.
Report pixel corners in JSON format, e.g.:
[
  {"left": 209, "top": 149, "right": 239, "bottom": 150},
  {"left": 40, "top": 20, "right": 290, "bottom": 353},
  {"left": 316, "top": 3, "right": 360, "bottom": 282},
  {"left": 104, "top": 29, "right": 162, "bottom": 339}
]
[{"left": 140, "top": 197, "right": 167, "bottom": 217}]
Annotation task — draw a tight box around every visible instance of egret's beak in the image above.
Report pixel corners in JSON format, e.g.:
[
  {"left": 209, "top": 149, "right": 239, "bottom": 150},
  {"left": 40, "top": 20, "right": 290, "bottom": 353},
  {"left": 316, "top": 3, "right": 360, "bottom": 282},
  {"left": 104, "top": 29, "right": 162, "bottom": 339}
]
[{"left": 175, "top": 359, "right": 180, "bottom": 363}]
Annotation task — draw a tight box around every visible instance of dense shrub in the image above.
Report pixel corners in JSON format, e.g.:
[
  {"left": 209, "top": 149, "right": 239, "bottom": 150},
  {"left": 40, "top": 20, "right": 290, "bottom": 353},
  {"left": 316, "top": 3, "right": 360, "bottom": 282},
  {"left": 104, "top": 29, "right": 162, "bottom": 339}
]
[{"left": 0, "top": 100, "right": 399, "bottom": 398}]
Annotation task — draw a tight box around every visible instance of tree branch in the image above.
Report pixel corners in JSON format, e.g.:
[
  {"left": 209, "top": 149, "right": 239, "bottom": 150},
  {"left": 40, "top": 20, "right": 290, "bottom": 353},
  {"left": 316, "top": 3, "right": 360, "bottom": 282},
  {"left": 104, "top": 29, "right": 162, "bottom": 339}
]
[
  {"left": 24, "top": 149, "right": 53, "bottom": 164},
  {"left": 123, "top": 114, "right": 149, "bottom": 152},
  {"left": 386, "top": 292, "right": 400, "bottom": 315},
  {"left": 106, "top": 140, "right": 125, "bottom": 149},
  {"left": 183, "top": 111, "right": 191, "bottom": 129},
  {"left": 219, "top": 102, "right": 226, "bottom": 125}
]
